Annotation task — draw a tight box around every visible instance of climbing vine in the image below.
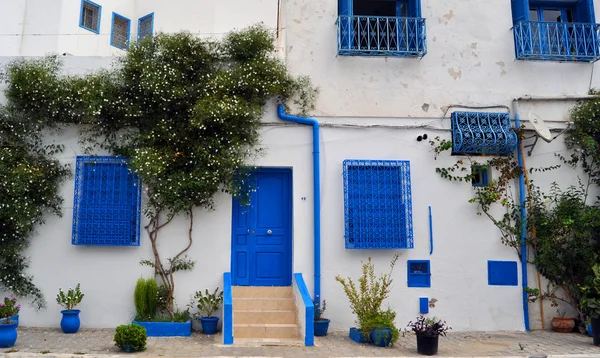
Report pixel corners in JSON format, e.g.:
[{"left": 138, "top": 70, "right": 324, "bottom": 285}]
[{"left": 6, "top": 24, "right": 317, "bottom": 318}]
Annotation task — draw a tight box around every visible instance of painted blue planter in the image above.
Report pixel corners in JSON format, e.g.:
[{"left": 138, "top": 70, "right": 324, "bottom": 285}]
[
  {"left": 132, "top": 320, "right": 191, "bottom": 337},
  {"left": 0, "top": 321, "right": 18, "bottom": 348},
  {"left": 0, "top": 315, "right": 19, "bottom": 327},
  {"left": 370, "top": 327, "right": 392, "bottom": 347},
  {"left": 588, "top": 324, "right": 593, "bottom": 337},
  {"left": 200, "top": 317, "right": 219, "bottom": 335},
  {"left": 349, "top": 327, "right": 369, "bottom": 343},
  {"left": 314, "top": 319, "right": 330, "bottom": 337},
  {"left": 60, "top": 310, "right": 81, "bottom": 334}
]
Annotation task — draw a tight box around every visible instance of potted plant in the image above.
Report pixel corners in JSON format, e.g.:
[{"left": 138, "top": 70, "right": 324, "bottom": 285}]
[
  {"left": 192, "top": 288, "right": 223, "bottom": 334},
  {"left": 581, "top": 264, "right": 600, "bottom": 345},
  {"left": 56, "top": 283, "right": 84, "bottom": 334},
  {"left": 0, "top": 297, "right": 20, "bottom": 348},
  {"left": 114, "top": 323, "right": 147, "bottom": 353},
  {"left": 408, "top": 315, "right": 451, "bottom": 356},
  {"left": 551, "top": 309, "right": 575, "bottom": 333},
  {"left": 0, "top": 296, "right": 19, "bottom": 327},
  {"left": 362, "top": 308, "right": 399, "bottom": 347},
  {"left": 314, "top": 296, "right": 329, "bottom": 337}
]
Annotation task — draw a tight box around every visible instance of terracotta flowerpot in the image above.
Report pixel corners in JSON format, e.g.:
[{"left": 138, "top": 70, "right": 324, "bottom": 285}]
[{"left": 551, "top": 317, "right": 575, "bottom": 333}]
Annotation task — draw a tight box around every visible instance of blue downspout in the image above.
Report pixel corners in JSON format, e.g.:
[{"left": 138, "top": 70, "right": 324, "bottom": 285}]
[
  {"left": 514, "top": 110, "right": 530, "bottom": 332},
  {"left": 277, "top": 104, "right": 321, "bottom": 304}
]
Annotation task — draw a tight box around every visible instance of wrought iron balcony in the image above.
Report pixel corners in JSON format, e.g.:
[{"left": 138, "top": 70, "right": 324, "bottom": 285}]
[
  {"left": 514, "top": 21, "right": 600, "bottom": 62},
  {"left": 337, "top": 15, "right": 427, "bottom": 57}
]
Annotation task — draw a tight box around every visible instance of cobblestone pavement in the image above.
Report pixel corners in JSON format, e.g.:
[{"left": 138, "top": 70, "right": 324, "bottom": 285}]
[{"left": 2, "top": 327, "right": 600, "bottom": 357}]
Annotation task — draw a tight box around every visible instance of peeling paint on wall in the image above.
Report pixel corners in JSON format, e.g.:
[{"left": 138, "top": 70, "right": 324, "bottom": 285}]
[{"left": 448, "top": 67, "right": 462, "bottom": 80}]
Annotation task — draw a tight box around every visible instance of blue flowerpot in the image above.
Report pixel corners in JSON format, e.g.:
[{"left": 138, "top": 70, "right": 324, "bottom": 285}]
[
  {"left": 369, "top": 327, "right": 392, "bottom": 347},
  {"left": 0, "top": 315, "right": 18, "bottom": 327},
  {"left": 0, "top": 321, "right": 18, "bottom": 348},
  {"left": 60, "top": 310, "right": 81, "bottom": 334},
  {"left": 314, "top": 319, "right": 330, "bottom": 336},
  {"left": 123, "top": 343, "right": 136, "bottom": 353},
  {"left": 588, "top": 324, "right": 593, "bottom": 337},
  {"left": 200, "top": 317, "right": 219, "bottom": 335}
]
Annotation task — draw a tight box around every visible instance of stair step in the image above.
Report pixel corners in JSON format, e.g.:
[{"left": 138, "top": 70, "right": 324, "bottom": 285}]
[
  {"left": 233, "top": 297, "right": 296, "bottom": 310},
  {"left": 232, "top": 286, "right": 293, "bottom": 298},
  {"left": 233, "top": 309, "right": 296, "bottom": 324},
  {"left": 234, "top": 323, "right": 300, "bottom": 339},
  {"left": 234, "top": 338, "right": 305, "bottom": 347}
]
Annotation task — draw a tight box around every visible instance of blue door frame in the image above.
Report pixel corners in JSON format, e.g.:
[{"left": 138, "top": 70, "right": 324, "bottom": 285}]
[{"left": 231, "top": 168, "right": 293, "bottom": 286}]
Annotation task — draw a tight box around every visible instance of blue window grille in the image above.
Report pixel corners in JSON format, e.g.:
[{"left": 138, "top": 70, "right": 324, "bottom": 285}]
[
  {"left": 111, "top": 13, "right": 131, "bottom": 50},
  {"left": 408, "top": 260, "right": 430, "bottom": 287},
  {"left": 471, "top": 165, "right": 489, "bottom": 187},
  {"left": 79, "top": 0, "right": 101, "bottom": 34},
  {"left": 337, "top": 0, "right": 426, "bottom": 57},
  {"left": 488, "top": 261, "right": 518, "bottom": 286},
  {"left": 138, "top": 13, "right": 154, "bottom": 41},
  {"left": 511, "top": 0, "right": 600, "bottom": 62},
  {"left": 343, "top": 160, "right": 413, "bottom": 249},
  {"left": 451, "top": 111, "right": 518, "bottom": 156},
  {"left": 72, "top": 156, "right": 142, "bottom": 246}
]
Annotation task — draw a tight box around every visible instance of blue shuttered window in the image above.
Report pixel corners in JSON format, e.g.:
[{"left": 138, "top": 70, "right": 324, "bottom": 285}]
[
  {"left": 138, "top": 13, "right": 154, "bottom": 41},
  {"left": 111, "top": 13, "right": 131, "bottom": 50},
  {"left": 408, "top": 260, "right": 431, "bottom": 287},
  {"left": 343, "top": 160, "right": 414, "bottom": 249},
  {"left": 72, "top": 156, "right": 142, "bottom": 246},
  {"left": 79, "top": 0, "right": 101, "bottom": 34}
]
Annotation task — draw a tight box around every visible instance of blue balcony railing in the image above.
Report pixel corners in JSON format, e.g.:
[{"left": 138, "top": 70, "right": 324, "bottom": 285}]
[
  {"left": 514, "top": 21, "right": 600, "bottom": 62},
  {"left": 337, "top": 15, "right": 426, "bottom": 57}
]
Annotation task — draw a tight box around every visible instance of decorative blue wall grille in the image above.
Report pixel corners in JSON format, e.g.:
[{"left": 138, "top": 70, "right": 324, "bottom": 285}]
[
  {"left": 343, "top": 160, "right": 414, "bottom": 249},
  {"left": 72, "top": 156, "right": 142, "bottom": 246},
  {"left": 514, "top": 21, "right": 600, "bottom": 62},
  {"left": 337, "top": 15, "right": 427, "bottom": 57},
  {"left": 451, "top": 111, "right": 518, "bottom": 156}
]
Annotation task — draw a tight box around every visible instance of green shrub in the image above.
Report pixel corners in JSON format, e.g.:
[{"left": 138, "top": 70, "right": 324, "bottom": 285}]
[
  {"left": 134, "top": 278, "right": 158, "bottom": 321},
  {"left": 361, "top": 308, "right": 399, "bottom": 345},
  {"left": 193, "top": 288, "right": 223, "bottom": 318},
  {"left": 114, "top": 324, "right": 147, "bottom": 352}
]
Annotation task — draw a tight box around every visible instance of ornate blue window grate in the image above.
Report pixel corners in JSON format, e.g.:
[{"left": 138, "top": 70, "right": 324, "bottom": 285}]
[
  {"left": 337, "top": 16, "right": 427, "bottom": 57},
  {"left": 343, "top": 160, "right": 414, "bottom": 249},
  {"left": 72, "top": 156, "right": 142, "bottom": 246},
  {"left": 451, "top": 111, "right": 518, "bottom": 156},
  {"left": 514, "top": 21, "right": 600, "bottom": 62}
]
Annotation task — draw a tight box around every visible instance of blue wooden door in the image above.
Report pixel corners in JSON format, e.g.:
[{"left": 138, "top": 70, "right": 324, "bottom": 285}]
[{"left": 232, "top": 169, "right": 292, "bottom": 286}]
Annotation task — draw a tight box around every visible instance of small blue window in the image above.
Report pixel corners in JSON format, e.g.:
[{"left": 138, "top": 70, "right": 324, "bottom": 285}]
[
  {"left": 111, "top": 13, "right": 131, "bottom": 50},
  {"left": 419, "top": 297, "right": 429, "bottom": 313},
  {"left": 408, "top": 260, "right": 430, "bottom": 287},
  {"left": 471, "top": 165, "right": 489, "bottom": 187},
  {"left": 72, "top": 156, "right": 142, "bottom": 246},
  {"left": 80, "top": 0, "right": 102, "bottom": 34},
  {"left": 488, "top": 261, "right": 518, "bottom": 286},
  {"left": 451, "top": 111, "right": 518, "bottom": 156},
  {"left": 138, "top": 13, "right": 154, "bottom": 41},
  {"left": 343, "top": 160, "right": 414, "bottom": 249}
]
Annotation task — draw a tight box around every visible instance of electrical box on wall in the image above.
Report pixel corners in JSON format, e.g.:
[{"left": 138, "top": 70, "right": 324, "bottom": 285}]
[{"left": 488, "top": 260, "right": 518, "bottom": 286}]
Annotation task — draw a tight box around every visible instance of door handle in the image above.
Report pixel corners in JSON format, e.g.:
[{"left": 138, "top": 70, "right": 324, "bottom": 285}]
[{"left": 267, "top": 230, "right": 272, "bottom": 235}]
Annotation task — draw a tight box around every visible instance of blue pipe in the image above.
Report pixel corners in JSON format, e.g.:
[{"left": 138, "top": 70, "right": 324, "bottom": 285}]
[
  {"left": 514, "top": 111, "right": 530, "bottom": 331},
  {"left": 428, "top": 206, "right": 433, "bottom": 255},
  {"left": 277, "top": 104, "right": 321, "bottom": 305}
]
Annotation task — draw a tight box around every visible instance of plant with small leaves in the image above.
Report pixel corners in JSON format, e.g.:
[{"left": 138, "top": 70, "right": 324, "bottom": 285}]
[
  {"left": 192, "top": 288, "right": 223, "bottom": 318},
  {"left": 581, "top": 264, "right": 600, "bottom": 319},
  {"left": 0, "top": 296, "right": 20, "bottom": 324},
  {"left": 361, "top": 308, "right": 400, "bottom": 345},
  {"left": 314, "top": 297, "right": 327, "bottom": 321},
  {"left": 408, "top": 315, "right": 451, "bottom": 337},
  {"left": 114, "top": 323, "right": 147, "bottom": 352},
  {"left": 56, "top": 284, "right": 84, "bottom": 311},
  {"left": 133, "top": 278, "right": 158, "bottom": 321}
]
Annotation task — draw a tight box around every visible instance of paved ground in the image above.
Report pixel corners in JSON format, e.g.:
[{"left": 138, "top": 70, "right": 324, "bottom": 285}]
[{"left": 1, "top": 327, "right": 599, "bottom": 357}]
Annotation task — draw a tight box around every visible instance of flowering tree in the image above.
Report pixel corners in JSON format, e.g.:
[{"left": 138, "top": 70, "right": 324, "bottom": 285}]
[{"left": 6, "top": 25, "right": 316, "bottom": 318}]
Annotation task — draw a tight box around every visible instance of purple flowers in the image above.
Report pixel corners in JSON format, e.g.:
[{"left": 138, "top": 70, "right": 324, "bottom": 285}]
[{"left": 0, "top": 296, "right": 19, "bottom": 324}]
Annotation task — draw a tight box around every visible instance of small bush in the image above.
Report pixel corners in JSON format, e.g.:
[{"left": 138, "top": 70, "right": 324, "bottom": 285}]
[
  {"left": 361, "top": 308, "right": 399, "bottom": 345},
  {"left": 134, "top": 278, "right": 158, "bottom": 321},
  {"left": 114, "top": 324, "right": 147, "bottom": 352},
  {"left": 192, "top": 288, "right": 223, "bottom": 318}
]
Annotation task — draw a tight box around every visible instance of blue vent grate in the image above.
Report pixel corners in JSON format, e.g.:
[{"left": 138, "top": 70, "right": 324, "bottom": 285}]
[
  {"left": 343, "top": 160, "right": 413, "bottom": 249},
  {"left": 72, "top": 156, "right": 142, "bottom": 246},
  {"left": 451, "top": 111, "right": 518, "bottom": 156}
]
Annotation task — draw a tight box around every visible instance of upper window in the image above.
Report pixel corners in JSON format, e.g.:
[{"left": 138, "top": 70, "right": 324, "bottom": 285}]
[
  {"left": 337, "top": 0, "right": 426, "bottom": 57},
  {"left": 79, "top": 0, "right": 101, "bottom": 34},
  {"left": 511, "top": 0, "right": 600, "bottom": 62},
  {"left": 72, "top": 156, "right": 142, "bottom": 246},
  {"left": 138, "top": 13, "right": 154, "bottom": 41},
  {"left": 111, "top": 13, "right": 131, "bottom": 50},
  {"left": 451, "top": 111, "right": 518, "bottom": 156},
  {"left": 343, "top": 160, "right": 414, "bottom": 249}
]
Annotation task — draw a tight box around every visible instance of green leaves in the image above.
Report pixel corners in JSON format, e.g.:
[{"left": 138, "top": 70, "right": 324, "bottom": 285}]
[
  {"left": 56, "top": 284, "right": 84, "bottom": 311},
  {"left": 192, "top": 288, "right": 223, "bottom": 318}
]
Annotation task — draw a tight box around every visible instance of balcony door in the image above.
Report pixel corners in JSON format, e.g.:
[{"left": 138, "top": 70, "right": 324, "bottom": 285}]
[{"left": 529, "top": 4, "right": 575, "bottom": 56}]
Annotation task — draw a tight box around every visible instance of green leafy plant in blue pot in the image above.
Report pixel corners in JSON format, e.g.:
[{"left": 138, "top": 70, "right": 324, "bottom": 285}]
[
  {"left": 0, "top": 296, "right": 20, "bottom": 348},
  {"left": 192, "top": 288, "right": 223, "bottom": 334},
  {"left": 314, "top": 296, "right": 330, "bottom": 336},
  {"left": 408, "top": 315, "right": 451, "bottom": 356},
  {"left": 56, "top": 284, "right": 84, "bottom": 334},
  {"left": 362, "top": 308, "right": 399, "bottom": 347},
  {"left": 114, "top": 323, "right": 147, "bottom": 352}
]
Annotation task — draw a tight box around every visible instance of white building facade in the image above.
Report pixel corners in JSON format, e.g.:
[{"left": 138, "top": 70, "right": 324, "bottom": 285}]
[{"left": 1, "top": 0, "right": 599, "bottom": 336}]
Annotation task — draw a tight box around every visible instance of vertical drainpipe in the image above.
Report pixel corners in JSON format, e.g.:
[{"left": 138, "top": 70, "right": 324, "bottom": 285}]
[
  {"left": 277, "top": 104, "right": 321, "bottom": 304},
  {"left": 512, "top": 100, "right": 530, "bottom": 332}
]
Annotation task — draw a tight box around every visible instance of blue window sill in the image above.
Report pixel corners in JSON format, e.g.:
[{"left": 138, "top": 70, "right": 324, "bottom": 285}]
[
  {"left": 337, "top": 15, "right": 427, "bottom": 58},
  {"left": 514, "top": 21, "right": 600, "bottom": 62}
]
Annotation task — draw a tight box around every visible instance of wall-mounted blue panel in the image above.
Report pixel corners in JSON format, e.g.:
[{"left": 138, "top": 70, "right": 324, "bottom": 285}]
[
  {"left": 451, "top": 111, "right": 518, "bottom": 156},
  {"left": 408, "top": 260, "right": 430, "bottom": 287},
  {"left": 419, "top": 297, "right": 429, "bottom": 314},
  {"left": 488, "top": 260, "right": 518, "bottom": 286}
]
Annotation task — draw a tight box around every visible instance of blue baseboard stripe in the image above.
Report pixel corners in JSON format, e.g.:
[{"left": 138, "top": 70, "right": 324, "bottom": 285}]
[
  {"left": 294, "top": 273, "right": 314, "bottom": 346},
  {"left": 223, "top": 272, "right": 233, "bottom": 345}
]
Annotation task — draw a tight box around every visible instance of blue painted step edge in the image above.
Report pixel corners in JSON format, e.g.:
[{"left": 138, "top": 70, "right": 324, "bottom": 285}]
[
  {"left": 132, "top": 320, "right": 192, "bottom": 337},
  {"left": 349, "top": 327, "right": 369, "bottom": 343}
]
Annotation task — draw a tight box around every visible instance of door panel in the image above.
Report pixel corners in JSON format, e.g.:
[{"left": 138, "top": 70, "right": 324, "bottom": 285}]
[{"left": 231, "top": 169, "right": 292, "bottom": 286}]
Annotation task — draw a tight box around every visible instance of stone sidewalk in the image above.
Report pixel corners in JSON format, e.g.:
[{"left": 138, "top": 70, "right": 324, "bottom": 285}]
[{"left": 2, "top": 327, "right": 600, "bottom": 357}]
